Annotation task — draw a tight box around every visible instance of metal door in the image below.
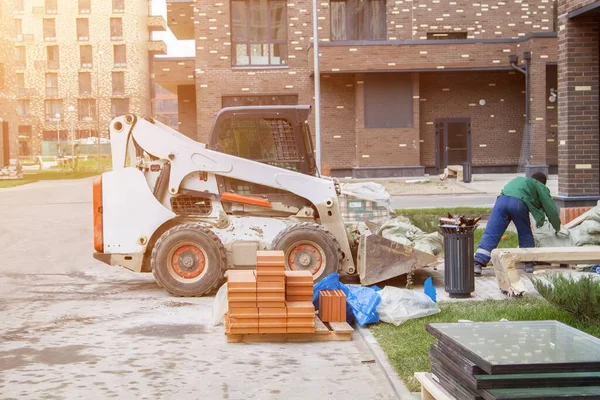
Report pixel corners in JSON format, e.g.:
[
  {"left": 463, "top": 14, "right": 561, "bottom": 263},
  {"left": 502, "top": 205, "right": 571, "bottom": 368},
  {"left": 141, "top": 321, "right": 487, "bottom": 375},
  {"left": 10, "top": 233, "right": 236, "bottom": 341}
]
[{"left": 435, "top": 118, "right": 471, "bottom": 171}]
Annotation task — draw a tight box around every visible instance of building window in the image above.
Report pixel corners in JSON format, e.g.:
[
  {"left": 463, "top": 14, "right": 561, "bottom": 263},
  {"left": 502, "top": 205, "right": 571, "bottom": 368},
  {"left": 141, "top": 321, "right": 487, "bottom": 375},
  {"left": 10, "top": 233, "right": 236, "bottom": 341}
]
[
  {"left": 330, "top": 0, "right": 386, "bottom": 41},
  {"left": 18, "top": 126, "right": 32, "bottom": 156},
  {"left": 222, "top": 94, "right": 298, "bottom": 108},
  {"left": 45, "top": 73, "right": 58, "bottom": 97},
  {"left": 45, "top": 0, "right": 58, "bottom": 14},
  {"left": 0, "top": 63, "right": 4, "bottom": 90},
  {"left": 426, "top": 32, "right": 468, "bottom": 40},
  {"left": 47, "top": 45, "right": 59, "bottom": 69},
  {"left": 111, "top": 98, "right": 129, "bottom": 118},
  {"left": 45, "top": 99, "right": 63, "bottom": 121},
  {"left": 231, "top": 0, "right": 287, "bottom": 66},
  {"left": 79, "top": 72, "right": 92, "bottom": 96},
  {"left": 110, "top": 18, "right": 123, "bottom": 40},
  {"left": 80, "top": 45, "right": 93, "bottom": 68},
  {"left": 79, "top": 0, "right": 91, "bottom": 14},
  {"left": 15, "top": 46, "right": 26, "bottom": 68},
  {"left": 15, "top": 19, "right": 22, "bottom": 41},
  {"left": 364, "top": 74, "right": 413, "bottom": 128},
  {"left": 112, "top": 0, "right": 124, "bottom": 13},
  {"left": 112, "top": 72, "right": 125, "bottom": 95},
  {"left": 14, "top": 0, "right": 24, "bottom": 14},
  {"left": 113, "top": 44, "right": 126, "bottom": 67},
  {"left": 43, "top": 18, "right": 56, "bottom": 41},
  {"left": 77, "top": 18, "right": 89, "bottom": 41},
  {"left": 78, "top": 99, "right": 96, "bottom": 121},
  {"left": 17, "top": 100, "right": 31, "bottom": 117},
  {"left": 16, "top": 73, "right": 25, "bottom": 96}
]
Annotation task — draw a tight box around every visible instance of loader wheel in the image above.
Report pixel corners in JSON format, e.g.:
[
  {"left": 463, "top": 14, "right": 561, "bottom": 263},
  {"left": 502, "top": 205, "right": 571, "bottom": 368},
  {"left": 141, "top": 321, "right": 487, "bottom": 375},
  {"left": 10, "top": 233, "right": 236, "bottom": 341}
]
[
  {"left": 151, "top": 224, "right": 226, "bottom": 297},
  {"left": 271, "top": 223, "right": 342, "bottom": 281}
]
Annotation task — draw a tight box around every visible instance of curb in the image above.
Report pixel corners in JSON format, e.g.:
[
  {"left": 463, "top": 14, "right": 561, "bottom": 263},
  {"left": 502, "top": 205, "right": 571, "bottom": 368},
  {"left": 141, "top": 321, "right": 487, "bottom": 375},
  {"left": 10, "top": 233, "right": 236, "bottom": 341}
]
[{"left": 356, "top": 324, "right": 417, "bottom": 400}]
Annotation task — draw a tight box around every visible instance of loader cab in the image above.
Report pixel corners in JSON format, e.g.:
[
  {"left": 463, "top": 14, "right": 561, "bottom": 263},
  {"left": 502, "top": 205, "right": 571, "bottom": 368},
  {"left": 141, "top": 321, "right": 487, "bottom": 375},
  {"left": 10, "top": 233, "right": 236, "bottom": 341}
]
[{"left": 208, "top": 105, "right": 317, "bottom": 176}]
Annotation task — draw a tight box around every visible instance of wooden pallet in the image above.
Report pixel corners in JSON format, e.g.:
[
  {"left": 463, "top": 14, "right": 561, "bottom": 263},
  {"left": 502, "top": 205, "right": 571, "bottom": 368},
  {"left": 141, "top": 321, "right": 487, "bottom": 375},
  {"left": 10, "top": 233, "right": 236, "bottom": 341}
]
[
  {"left": 415, "top": 372, "right": 456, "bottom": 400},
  {"left": 226, "top": 316, "right": 353, "bottom": 343}
]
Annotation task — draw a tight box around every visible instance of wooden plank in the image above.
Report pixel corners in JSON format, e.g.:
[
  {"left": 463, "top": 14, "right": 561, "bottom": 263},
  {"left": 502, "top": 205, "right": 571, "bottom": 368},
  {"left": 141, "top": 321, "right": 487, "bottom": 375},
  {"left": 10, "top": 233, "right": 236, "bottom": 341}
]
[
  {"left": 226, "top": 316, "right": 352, "bottom": 343},
  {"left": 491, "top": 246, "right": 600, "bottom": 295},
  {"left": 328, "top": 321, "right": 353, "bottom": 333},
  {"left": 564, "top": 204, "right": 599, "bottom": 229},
  {"left": 415, "top": 372, "right": 456, "bottom": 400}
]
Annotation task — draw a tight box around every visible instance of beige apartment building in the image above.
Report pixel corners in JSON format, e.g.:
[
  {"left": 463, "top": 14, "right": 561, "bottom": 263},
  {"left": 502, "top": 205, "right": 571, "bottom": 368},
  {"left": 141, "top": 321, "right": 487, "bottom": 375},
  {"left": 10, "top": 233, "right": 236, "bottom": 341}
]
[
  {"left": 5, "top": 0, "right": 167, "bottom": 157},
  {"left": 0, "top": 0, "right": 18, "bottom": 166}
]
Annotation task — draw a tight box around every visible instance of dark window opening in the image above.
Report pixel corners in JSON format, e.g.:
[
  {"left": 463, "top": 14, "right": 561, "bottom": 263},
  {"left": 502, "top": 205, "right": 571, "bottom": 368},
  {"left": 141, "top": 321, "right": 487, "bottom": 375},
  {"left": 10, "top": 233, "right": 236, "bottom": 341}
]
[
  {"left": 112, "top": 71, "right": 125, "bottom": 95},
  {"left": 331, "top": 0, "right": 386, "bottom": 41},
  {"left": 79, "top": 0, "right": 91, "bottom": 14},
  {"left": 45, "top": 0, "right": 57, "bottom": 14},
  {"left": 426, "top": 32, "right": 468, "bottom": 40},
  {"left": 113, "top": 44, "right": 126, "bottom": 67},
  {"left": 77, "top": 18, "right": 89, "bottom": 41},
  {"left": 15, "top": 0, "right": 24, "bottom": 14},
  {"left": 110, "top": 18, "right": 123, "bottom": 40},
  {"left": 78, "top": 99, "right": 96, "bottom": 121},
  {"left": 364, "top": 74, "right": 413, "bottom": 128},
  {"left": 221, "top": 94, "right": 298, "bottom": 108},
  {"left": 17, "top": 100, "right": 31, "bottom": 116},
  {"left": 79, "top": 72, "right": 92, "bottom": 95},
  {"left": 218, "top": 118, "right": 301, "bottom": 171},
  {"left": 15, "top": 19, "right": 22, "bottom": 41},
  {"left": 45, "top": 99, "right": 63, "bottom": 121},
  {"left": 231, "top": 0, "right": 287, "bottom": 66},
  {"left": 16, "top": 46, "right": 26, "bottom": 68},
  {"left": 80, "top": 45, "right": 93, "bottom": 68},
  {"left": 47, "top": 45, "right": 59, "bottom": 69},
  {"left": 43, "top": 18, "right": 56, "bottom": 41},
  {"left": 111, "top": 98, "right": 129, "bottom": 118},
  {"left": 45, "top": 72, "right": 58, "bottom": 97},
  {"left": 112, "top": 0, "right": 124, "bottom": 13}
]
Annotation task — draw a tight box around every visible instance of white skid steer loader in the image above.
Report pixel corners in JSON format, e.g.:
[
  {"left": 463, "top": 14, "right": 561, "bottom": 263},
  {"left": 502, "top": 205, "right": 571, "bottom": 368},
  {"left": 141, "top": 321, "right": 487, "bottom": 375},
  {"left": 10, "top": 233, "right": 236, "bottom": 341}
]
[{"left": 93, "top": 106, "right": 437, "bottom": 296}]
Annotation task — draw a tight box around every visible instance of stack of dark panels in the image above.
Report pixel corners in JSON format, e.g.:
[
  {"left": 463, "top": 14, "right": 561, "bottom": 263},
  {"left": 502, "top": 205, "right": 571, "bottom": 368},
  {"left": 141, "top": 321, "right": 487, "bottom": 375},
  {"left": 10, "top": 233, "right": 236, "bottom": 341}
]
[{"left": 425, "top": 321, "right": 600, "bottom": 400}]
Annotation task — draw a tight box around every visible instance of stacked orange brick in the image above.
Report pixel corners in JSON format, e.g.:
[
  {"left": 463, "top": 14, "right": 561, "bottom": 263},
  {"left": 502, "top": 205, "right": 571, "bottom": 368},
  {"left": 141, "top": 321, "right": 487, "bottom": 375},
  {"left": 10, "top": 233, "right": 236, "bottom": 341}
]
[
  {"left": 224, "top": 250, "right": 315, "bottom": 335},
  {"left": 319, "top": 290, "right": 347, "bottom": 322}
]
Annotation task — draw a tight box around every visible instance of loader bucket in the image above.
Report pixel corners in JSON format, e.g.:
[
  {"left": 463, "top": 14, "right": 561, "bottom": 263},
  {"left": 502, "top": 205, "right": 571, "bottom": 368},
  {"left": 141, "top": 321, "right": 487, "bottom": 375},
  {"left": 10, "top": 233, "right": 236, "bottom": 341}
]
[{"left": 357, "top": 232, "right": 438, "bottom": 286}]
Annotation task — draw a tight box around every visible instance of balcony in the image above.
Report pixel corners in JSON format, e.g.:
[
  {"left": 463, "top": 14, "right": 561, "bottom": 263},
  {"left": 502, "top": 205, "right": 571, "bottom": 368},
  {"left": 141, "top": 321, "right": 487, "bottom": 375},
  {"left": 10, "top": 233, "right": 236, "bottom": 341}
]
[
  {"left": 308, "top": 34, "right": 558, "bottom": 74},
  {"left": 153, "top": 57, "right": 195, "bottom": 93},
  {"left": 166, "top": 0, "right": 194, "bottom": 40},
  {"left": 148, "top": 40, "right": 167, "bottom": 56},
  {"left": 148, "top": 15, "right": 167, "bottom": 33}
]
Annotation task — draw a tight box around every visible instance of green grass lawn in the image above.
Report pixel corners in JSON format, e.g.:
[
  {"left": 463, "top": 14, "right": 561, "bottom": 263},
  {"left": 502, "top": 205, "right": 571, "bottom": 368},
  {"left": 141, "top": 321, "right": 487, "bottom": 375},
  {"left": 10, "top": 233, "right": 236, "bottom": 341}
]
[
  {"left": 370, "top": 298, "right": 600, "bottom": 392},
  {"left": 0, "top": 170, "right": 100, "bottom": 188}
]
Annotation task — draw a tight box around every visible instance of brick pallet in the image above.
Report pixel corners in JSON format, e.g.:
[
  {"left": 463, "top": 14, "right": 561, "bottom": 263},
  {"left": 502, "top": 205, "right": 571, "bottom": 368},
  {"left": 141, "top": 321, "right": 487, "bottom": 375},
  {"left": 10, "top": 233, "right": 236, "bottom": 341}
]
[{"left": 224, "top": 250, "right": 353, "bottom": 343}]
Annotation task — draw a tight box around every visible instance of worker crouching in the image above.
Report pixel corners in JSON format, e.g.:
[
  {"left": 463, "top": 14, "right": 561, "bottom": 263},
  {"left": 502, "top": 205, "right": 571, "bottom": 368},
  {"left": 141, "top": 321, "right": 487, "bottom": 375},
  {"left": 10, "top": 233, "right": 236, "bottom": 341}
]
[{"left": 474, "top": 173, "right": 561, "bottom": 275}]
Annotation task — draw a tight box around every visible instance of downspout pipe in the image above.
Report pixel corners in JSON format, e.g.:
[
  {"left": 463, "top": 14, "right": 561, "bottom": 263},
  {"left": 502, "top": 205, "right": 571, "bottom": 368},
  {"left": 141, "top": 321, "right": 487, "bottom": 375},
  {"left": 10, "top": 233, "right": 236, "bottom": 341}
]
[{"left": 509, "top": 52, "right": 531, "bottom": 126}]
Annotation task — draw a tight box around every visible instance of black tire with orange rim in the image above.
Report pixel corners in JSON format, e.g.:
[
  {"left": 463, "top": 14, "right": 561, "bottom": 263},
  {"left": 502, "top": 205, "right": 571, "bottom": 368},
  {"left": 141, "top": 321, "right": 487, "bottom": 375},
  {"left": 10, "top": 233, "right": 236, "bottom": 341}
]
[
  {"left": 151, "top": 223, "right": 226, "bottom": 297},
  {"left": 271, "top": 222, "right": 342, "bottom": 282}
]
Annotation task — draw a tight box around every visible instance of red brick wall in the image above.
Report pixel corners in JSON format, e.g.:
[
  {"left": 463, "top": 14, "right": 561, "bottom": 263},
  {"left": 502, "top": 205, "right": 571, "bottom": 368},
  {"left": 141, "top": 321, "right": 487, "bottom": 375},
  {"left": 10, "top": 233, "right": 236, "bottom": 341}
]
[
  {"left": 419, "top": 71, "right": 526, "bottom": 167},
  {"left": 557, "top": 0, "right": 599, "bottom": 196}
]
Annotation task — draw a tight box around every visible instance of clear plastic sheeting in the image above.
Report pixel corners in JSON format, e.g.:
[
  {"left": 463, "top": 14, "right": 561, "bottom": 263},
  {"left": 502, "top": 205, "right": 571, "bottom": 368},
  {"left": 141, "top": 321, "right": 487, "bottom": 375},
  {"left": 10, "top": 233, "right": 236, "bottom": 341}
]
[
  {"left": 376, "top": 286, "right": 440, "bottom": 326},
  {"left": 211, "top": 283, "right": 228, "bottom": 326},
  {"left": 340, "top": 182, "right": 391, "bottom": 207},
  {"left": 376, "top": 216, "right": 443, "bottom": 256}
]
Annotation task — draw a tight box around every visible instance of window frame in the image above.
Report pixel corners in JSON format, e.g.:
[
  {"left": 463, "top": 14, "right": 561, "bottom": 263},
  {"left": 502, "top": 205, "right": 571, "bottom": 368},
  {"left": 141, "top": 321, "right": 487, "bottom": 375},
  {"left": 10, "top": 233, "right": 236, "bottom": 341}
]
[
  {"left": 78, "top": 72, "right": 92, "bottom": 96},
  {"left": 112, "top": 71, "right": 125, "bottom": 95},
  {"left": 77, "top": 18, "right": 89, "bottom": 41},
  {"left": 112, "top": 0, "right": 124, "bottom": 13},
  {"left": 46, "top": 45, "right": 59, "bottom": 69},
  {"left": 231, "top": 0, "right": 288, "bottom": 67},
  {"left": 113, "top": 44, "right": 126, "bottom": 68},
  {"left": 45, "top": 0, "right": 58, "bottom": 14},
  {"left": 43, "top": 18, "right": 56, "bottom": 41},
  {"left": 79, "top": 0, "right": 91, "bottom": 14},
  {"left": 78, "top": 99, "right": 95, "bottom": 121},
  {"left": 45, "top": 72, "right": 59, "bottom": 97},
  {"left": 17, "top": 100, "right": 31, "bottom": 117},
  {"left": 330, "top": 0, "right": 387, "bottom": 41},
  {"left": 110, "top": 18, "right": 123, "bottom": 41},
  {"left": 44, "top": 99, "right": 63, "bottom": 122},
  {"left": 80, "top": 45, "right": 93, "bottom": 69},
  {"left": 16, "top": 46, "right": 26, "bottom": 68}
]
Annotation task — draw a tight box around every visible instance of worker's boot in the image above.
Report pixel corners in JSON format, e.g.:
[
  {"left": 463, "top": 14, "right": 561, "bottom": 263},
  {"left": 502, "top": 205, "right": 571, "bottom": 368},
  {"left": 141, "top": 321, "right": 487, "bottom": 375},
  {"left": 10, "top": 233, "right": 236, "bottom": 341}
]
[
  {"left": 524, "top": 262, "right": 535, "bottom": 274},
  {"left": 474, "top": 261, "right": 484, "bottom": 276}
]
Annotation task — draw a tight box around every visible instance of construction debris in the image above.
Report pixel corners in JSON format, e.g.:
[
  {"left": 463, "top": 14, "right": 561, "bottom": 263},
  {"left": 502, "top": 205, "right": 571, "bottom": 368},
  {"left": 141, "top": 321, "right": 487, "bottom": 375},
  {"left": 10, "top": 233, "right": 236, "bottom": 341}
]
[{"left": 439, "top": 214, "right": 481, "bottom": 233}]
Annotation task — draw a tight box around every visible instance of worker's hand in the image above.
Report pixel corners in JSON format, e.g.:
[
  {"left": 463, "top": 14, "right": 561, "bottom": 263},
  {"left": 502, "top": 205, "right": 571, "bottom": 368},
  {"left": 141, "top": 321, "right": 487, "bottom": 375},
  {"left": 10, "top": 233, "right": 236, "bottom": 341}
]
[{"left": 555, "top": 227, "right": 570, "bottom": 237}]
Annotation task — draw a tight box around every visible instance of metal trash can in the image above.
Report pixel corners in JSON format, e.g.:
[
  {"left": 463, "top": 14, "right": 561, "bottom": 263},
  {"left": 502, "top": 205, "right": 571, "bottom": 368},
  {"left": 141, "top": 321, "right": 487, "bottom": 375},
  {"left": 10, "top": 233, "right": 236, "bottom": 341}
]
[
  {"left": 439, "top": 224, "right": 478, "bottom": 298},
  {"left": 462, "top": 161, "right": 472, "bottom": 183}
]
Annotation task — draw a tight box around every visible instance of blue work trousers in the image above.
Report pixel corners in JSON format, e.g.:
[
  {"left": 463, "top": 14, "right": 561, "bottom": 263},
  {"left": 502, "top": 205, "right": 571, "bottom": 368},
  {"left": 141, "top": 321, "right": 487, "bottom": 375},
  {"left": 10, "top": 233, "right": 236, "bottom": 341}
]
[{"left": 474, "top": 195, "right": 535, "bottom": 265}]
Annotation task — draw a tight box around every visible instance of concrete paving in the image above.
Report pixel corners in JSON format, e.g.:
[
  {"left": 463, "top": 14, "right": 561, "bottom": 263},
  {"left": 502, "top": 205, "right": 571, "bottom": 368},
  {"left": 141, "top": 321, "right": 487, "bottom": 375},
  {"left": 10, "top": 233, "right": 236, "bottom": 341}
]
[
  {"left": 390, "top": 173, "right": 558, "bottom": 209},
  {"left": 0, "top": 179, "right": 398, "bottom": 399}
]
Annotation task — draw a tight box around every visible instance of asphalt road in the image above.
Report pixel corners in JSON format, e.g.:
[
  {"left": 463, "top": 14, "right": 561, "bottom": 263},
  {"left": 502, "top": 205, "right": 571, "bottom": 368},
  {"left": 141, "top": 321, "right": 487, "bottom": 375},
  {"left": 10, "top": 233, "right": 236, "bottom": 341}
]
[{"left": 0, "top": 178, "right": 398, "bottom": 400}]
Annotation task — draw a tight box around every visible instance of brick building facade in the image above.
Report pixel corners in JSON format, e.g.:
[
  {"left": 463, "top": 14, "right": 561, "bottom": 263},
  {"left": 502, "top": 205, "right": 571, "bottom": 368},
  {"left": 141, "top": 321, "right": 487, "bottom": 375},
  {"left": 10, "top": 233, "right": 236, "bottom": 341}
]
[
  {"left": 2, "top": 0, "right": 167, "bottom": 158},
  {"left": 159, "top": 0, "right": 561, "bottom": 177},
  {"left": 0, "top": 0, "right": 19, "bottom": 166},
  {"left": 554, "top": 0, "right": 600, "bottom": 208}
]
